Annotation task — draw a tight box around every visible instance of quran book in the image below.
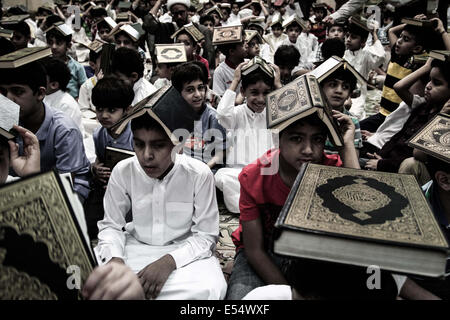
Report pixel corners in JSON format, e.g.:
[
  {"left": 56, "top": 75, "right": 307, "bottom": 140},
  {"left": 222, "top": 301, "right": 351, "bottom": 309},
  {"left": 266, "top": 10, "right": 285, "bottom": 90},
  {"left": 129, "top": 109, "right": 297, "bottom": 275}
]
[
  {"left": 245, "top": 30, "right": 264, "bottom": 44},
  {"left": 266, "top": 74, "right": 344, "bottom": 147},
  {"left": 87, "top": 39, "right": 107, "bottom": 53},
  {"left": 401, "top": 18, "right": 438, "bottom": 29},
  {"left": 99, "top": 43, "right": 115, "bottom": 76},
  {"left": 111, "top": 85, "right": 199, "bottom": 144},
  {"left": 95, "top": 16, "right": 117, "bottom": 30},
  {"left": 204, "top": 6, "right": 224, "bottom": 20},
  {"left": 274, "top": 163, "right": 449, "bottom": 277},
  {"left": 282, "top": 14, "right": 306, "bottom": 30},
  {"left": 0, "top": 170, "right": 96, "bottom": 299},
  {"left": 112, "top": 23, "right": 141, "bottom": 42},
  {"left": 309, "top": 56, "right": 373, "bottom": 88},
  {"left": 0, "top": 27, "right": 13, "bottom": 39},
  {"left": 155, "top": 44, "right": 187, "bottom": 64},
  {"left": 412, "top": 53, "right": 430, "bottom": 65},
  {"left": 270, "top": 15, "right": 283, "bottom": 28},
  {"left": 0, "top": 46, "right": 51, "bottom": 68},
  {"left": 0, "top": 95, "right": 19, "bottom": 140},
  {"left": 171, "top": 23, "right": 205, "bottom": 43},
  {"left": 0, "top": 14, "right": 30, "bottom": 26},
  {"left": 118, "top": 1, "right": 132, "bottom": 10},
  {"left": 428, "top": 50, "right": 450, "bottom": 62},
  {"left": 116, "top": 12, "right": 131, "bottom": 22},
  {"left": 241, "top": 56, "right": 274, "bottom": 79},
  {"left": 45, "top": 22, "right": 74, "bottom": 37},
  {"left": 104, "top": 147, "right": 135, "bottom": 170},
  {"left": 407, "top": 113, "right": 450, "bottom": 164},
  {"left": 212, "top": 25, "right": 243, "bottom": 45}
]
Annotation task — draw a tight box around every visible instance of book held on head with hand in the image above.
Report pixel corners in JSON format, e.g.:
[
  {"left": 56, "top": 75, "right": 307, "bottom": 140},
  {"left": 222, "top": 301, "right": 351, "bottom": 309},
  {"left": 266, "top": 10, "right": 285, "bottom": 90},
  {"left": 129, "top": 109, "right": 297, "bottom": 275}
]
[
  {"left": 266, "top": 74, "right": 344, "bottom": 147},
  {"left": 0, "top": 94, "right": 20, "bottom": 140},
  {"left": 274, "top": 163, "right": 449, "bottom": 278},
  {"left": 241, "top": 55, "right": 274, "bottom": 79}
]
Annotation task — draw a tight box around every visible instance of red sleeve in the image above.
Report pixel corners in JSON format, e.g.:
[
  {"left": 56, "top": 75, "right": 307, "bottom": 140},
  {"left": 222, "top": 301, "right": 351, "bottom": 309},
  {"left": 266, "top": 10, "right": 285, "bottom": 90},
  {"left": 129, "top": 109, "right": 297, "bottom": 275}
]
[
  {"left": 323, "top": 153, "right": 343, "bottom": 167},
  {"left": 238, "top": 168, "right": 261, "bottom": 221}
]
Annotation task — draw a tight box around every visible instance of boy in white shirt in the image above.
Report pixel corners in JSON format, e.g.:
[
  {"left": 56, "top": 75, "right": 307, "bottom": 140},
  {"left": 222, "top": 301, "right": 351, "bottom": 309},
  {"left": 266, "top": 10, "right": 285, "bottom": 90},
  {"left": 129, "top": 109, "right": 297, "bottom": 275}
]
[
  {"left": 263, "top": 17, "right": 288, "bottom": 63},
  {"left": 215, "top": 60, "right": 282, "bottom": 213},
  {"left": 96, "top": 109, "right": 227, "bottom": 300}
]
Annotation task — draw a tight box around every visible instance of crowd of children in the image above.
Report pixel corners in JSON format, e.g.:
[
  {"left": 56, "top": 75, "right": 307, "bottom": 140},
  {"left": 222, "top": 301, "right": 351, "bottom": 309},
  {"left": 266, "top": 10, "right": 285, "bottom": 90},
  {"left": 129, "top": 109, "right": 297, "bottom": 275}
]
[{"left": 0, "top": 0, "right": 450, "bottom": 300}]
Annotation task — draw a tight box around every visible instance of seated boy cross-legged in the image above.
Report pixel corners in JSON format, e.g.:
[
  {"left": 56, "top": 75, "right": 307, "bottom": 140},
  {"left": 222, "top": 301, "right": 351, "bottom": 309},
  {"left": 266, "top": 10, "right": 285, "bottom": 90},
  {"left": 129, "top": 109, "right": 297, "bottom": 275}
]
[
  {"left": 96, "top": 111, "right": 227, "bottom": 300},
  {"left": 225, "top": 110, "right": 360, "bottom": 300}
]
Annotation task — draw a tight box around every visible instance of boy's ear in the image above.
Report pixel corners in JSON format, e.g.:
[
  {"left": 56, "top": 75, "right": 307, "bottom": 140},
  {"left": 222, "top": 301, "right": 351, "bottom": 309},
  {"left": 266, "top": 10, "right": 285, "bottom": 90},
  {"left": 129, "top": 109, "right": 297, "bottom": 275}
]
[
  {"left": 412, "top": 45, "right": 424, "bottom": 55},
  {"left": 130, "top": 72, "right": 139, "bottom": 83},
  {"left": 37, "top": 86, "right": 46, "bottom": 101},
  {"left": 435, "top": 171, "right": 450, "bottom": 192},
  {"left": 49, "top": 80, "right": 59, "bottom": 91}
]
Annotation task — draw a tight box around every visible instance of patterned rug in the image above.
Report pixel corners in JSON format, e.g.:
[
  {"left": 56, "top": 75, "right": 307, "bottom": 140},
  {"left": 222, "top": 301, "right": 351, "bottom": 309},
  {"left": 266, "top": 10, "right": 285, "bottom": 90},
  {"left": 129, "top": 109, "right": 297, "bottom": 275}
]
[{"left": 216, "top": 203, "right": 240, "bottom": 278}]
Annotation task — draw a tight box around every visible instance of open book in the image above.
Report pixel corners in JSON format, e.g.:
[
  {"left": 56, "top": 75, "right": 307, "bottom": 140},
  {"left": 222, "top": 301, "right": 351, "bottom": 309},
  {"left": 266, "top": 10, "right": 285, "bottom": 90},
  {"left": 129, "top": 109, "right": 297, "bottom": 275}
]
[
  {"left": 0, "top": 94, "right": 20, "bottom": 140},
  {"left": 241, "top": 56, "right": 274, "bottom": 79},
  {"left": 266, "top": 74, "right": 344, "bottom": 147},
  {"left": 0, "top": 170, "right": 97, "bottom": 299}
]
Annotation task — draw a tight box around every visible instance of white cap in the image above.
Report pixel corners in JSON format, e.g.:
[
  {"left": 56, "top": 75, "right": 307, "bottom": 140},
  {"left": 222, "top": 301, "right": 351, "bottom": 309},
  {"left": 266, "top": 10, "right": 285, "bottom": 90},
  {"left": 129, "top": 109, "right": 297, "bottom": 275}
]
[{"left": 167, "top": 0, "right": 191, "bottom": 11}]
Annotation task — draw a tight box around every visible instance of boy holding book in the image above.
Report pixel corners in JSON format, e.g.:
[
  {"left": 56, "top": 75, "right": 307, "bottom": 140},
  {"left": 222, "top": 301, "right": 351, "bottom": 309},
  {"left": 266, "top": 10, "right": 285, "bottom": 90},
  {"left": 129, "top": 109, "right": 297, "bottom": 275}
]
[
  {"left": 95, "top": 108, "right": 227, "bottom": 300},
  {"left": 215, "top": 59, "right": 281, "bottom": 213},
  {"left": 226, "top": 101, "right": 360, "bottom": 299},
  {"left": 0, "top": 55, "right": 91, "bottom": 202},
  {"left": 171, "top": 62, "right": 226, "bottom": 172},
  {"left": 46, "top": 23, "right": 87, "bottom": 100}
]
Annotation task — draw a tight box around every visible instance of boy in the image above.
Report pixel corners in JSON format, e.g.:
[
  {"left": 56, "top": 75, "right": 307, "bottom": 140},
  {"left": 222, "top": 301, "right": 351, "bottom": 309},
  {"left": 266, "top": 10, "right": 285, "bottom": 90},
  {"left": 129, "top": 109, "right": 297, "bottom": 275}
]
[
  {"left": 274, "top": 45, "right": 300, "bottom": 85},
  {"left": 310, "top": 2, "right": 328, "bottom": 44},
  {"left": 247, "top": 17, "right": 272, "bottom": 62},
  {"left": 360, "top": 17, "right": 449, "bottom": 132},
  {"left": 111, "top": 47, "right": 157, "bottom": 106},
  {"left": 41, "top": 57, "right": 84, "bottom": 135},
  {"left": 315, "top": 21, "right": 346, "bottom": 62},
  {"left": 225, "top": 109, "right": 360, "bottom": 300},
  {"left": 78, "top": 42, "right": 103, "bottom": 116},
  {"left": 313, "top": 60, "right": 363, "bottom": 156},
  {"left": 46, "top": 22, "right": 87, "bottom": 100},
  {"left": 245, "top": 30, "right": 263, "bottom": 60},
  {"left": 171, "top": 62, "right": 226, "bottom": 171},
  {"left": 343, "top": 16, "right": 385, "bottom": 120},
  {"left": 84, "top": 75, "right": 135, "bottom": 240},
  {"left": 212, "top": 33, "right": 247, "bottom": 97},
  {"left": 263, "top": 17, "right": 288, "bottom": 63},
  {"left": 95, "top": 112, "right": 227, "bottom": 300},
  {"left": 215, "top": 60, "right": 281, "bottom": 213},
  {"left": 10, "top": 20, "right": 31, "bottom": 50},
  {"left": 364, "top": 58, "right": 450, "bottom": 173},
  {"left": 0, "top": 56, "right": 91, "bottom": 202},
  {"left": 153, "top": 43, "right": 187, "bottom": 89}
]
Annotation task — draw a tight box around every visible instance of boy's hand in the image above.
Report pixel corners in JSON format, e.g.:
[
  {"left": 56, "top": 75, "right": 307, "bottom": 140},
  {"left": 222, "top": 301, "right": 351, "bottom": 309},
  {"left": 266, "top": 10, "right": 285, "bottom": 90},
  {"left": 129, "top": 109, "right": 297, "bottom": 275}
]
[
  {"left": 441, "top": 97, "right": 450, "bottom": 114},
  {"left": 93, "top": 162, "right": 111, "bottom": 184},
  {"left": 270, "top": 63, "right": 282, "bottom": 89},
  {"left": 430, "top": 17, "right": 446, "bottom": 34},
  {"left": 365, "top": 152, "right": 382, "bottom": 171},
  {"left": 137, "top": 254, "right": 176, "bottom": 300},
  {"left": 413, "top": 14, "right": 427, "bottom": 20},
  {"left": 332, "top": 110, "right": 355, "bottom": 146},
  {"left": 361, "top": 130, "right": 373, "bottom": 141},
  {"left": 8, "top": 125, "right": 40, "bottom": 177},
  {"left": 230, "top": 61, "right": 248, "bottom": 91}
]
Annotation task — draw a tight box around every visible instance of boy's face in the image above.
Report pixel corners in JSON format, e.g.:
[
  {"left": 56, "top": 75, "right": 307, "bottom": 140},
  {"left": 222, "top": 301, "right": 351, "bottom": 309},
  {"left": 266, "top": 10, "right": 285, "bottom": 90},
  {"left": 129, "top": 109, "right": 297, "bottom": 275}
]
[
  {"left": 133, "top": 127, "right": 174, "bottom": 179},
  {"left": 0, "top": 144, "right": 9, "bottom": 185},
  {"left": 98, "top": 27, "right": 111, "bottom": 41},
  {"left": 272, "top": 25, "right": 283, "bottom": 38},
  {"left": 0, "top": 84, "right": 45, "bottom": 119},
  {"left": 243, "top": 80, "right": 271, "bottom": 113},
  {"left": 180, "top": 79, "right": 206, "bottom": 112},
  {"left": 345, "top": 32, "right": 364, "bottom": 51},
  {"left": 287, "top": 25, "right": 300, "bottom": 43},
  {"left": 322, "top": 79, "right": 352, "bottom": 110},
  {"left": 221, "top": 9, "right": 230, "bottom": 21},
  {"left": 313, "top": 9, "right": 325, "bottom": 20},
  {"left": 115, "top": 34, "right": 136, "bottom": 50},
  {"left": 156, "top": 63, "right": 171, "bottom": 80},
  {"left": 211, "top": 13, "right": 221, "bottom": 26},
  {"left": 232, "top": 4, "right": 239, "bottom": 15},
  {"left": 176, "top": 34, "right": 196, "bottom": 60},
  {"left": 278, "top": 65, "right": 293, "bottom": 84},
  {"left": 202, "top": 20, "right": 214, "bottom": 33},
  {"left": 280, "top": 121, "right": 327, "bottom": 172},
  {"left": 96, "top": 106, "right": 126, "bottom": 129},
  {"left": 12, "top": 31, "right": 30, "bottom": 50},
  {"left": 247, "top": 39, "right": 260, "bottom": 58},
  {"left": 327, "top": 26, "right": 344, "bottom": 40},
  {"left": 395, "top": 30, "right": 421, "bottom": 56},
  {"left": 47, "top": 37, "right": 69, "bottom": 60},
  {"left": 231, "top": 42, "right": 247, "bottom": 61},
  {"left": 424, "top": 67, "right": 450, "bottom": 105}
]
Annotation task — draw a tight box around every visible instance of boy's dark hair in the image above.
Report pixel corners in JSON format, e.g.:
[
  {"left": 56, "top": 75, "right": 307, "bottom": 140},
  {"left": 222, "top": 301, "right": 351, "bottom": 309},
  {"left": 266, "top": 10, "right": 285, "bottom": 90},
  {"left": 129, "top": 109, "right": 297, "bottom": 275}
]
[
  {"left": 280, "top": 113, "right": 328, "bottom": 138},
  {"left": 171, "top": 62, "right": 208, "bottom": 92},
  {"left": 89, "top": 49, "right": 101, "bottom": 63},
  {"left": 431, "top": 59, "right": 450, "bottom": 85},
  {"left": 425, "top": 156, "right": 450, "bottom": 182},
  {"left": 402, "top": 24, "right": 426, "bottom": 50},
  {"left": 199, "top": 14, "right": 214, "bottom": 25},
  {"left": 0, "top": 61, "right": 47, "bottom": 94},
  {"left": 130, "top": 112, "right": 168, "bottom": 138},
  {"left": 91, "top": 75, "right": 135, "bottom": 110},
  {"left": 241, "top": 70, "right": 274, "bottom": 91},
  {"left": 46, "top": 28, "right": 72, "bottom": 45},
  {"left": 112, "top": 47, "right": 144, "bottom": 78},
  {"left": 0, "top": 38, "right": 15, "bottom": 56},
  {"left": 42, "top": 15, "right": 64, "bottom": 30},
  {"left": 321, "top": 66, "right": 357, "bottom": 92},
  {"left": 90, "top": 7, "right": 108, "bottom": 19},
  {"left": 97, "top": 19, "right": 112, "bottom": 31},
  {"left": 403, "top": 24, "right": 445, "bottom": 52},
  {"left": 0, "top": 136, "right": 9, "bottom": 151},
  {"left": 175, "top": 29, "right": 197, "bottom": 45},
  {"left": 326, "top": 21, "right": 346, "bottom": 33},
  {"left": 321, "top": 38, "right": 345, "bottom": 60},
  {"left": 217, "top": 42, "right": 244, "bottom": 58},
  {"left": 11, "top": 21, "right": 31, "bottom": 38},
  {"left": 41, "top": 57, "right": 71, "bottom": 91},
  {"left": 274, "top": 45, "right": 300, "bottom": 69}
]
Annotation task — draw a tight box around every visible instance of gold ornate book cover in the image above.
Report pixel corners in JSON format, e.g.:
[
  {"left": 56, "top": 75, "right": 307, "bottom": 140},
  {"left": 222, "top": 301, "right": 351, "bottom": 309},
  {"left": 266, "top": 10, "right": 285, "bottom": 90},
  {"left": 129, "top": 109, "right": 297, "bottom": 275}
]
[
  {"left": 171, "top": 24, "right": 205, "bottom": 43},
  {"left": 266, "top": 74, "right": 343, "bottom": 146},
  {"left": 0, "top": 47, "right": 51, "bottom": 69},
  {"left": 0, "top": 170, "right": 96, "bottom": 299},
  {"left": 407, "top": 113, "right": 450, "bottom": 163},
  {"left": 155, "top": 44, "right": 187, "bottom": 64},
  {"left": 241, "top": 55, "right": 274, "bottom": 79},
  {"left": 274, "top": 163, "right": 449, "bottom": 276},
  {"left": 212, "top": 25, "right": 243, "bottom": 45}
]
